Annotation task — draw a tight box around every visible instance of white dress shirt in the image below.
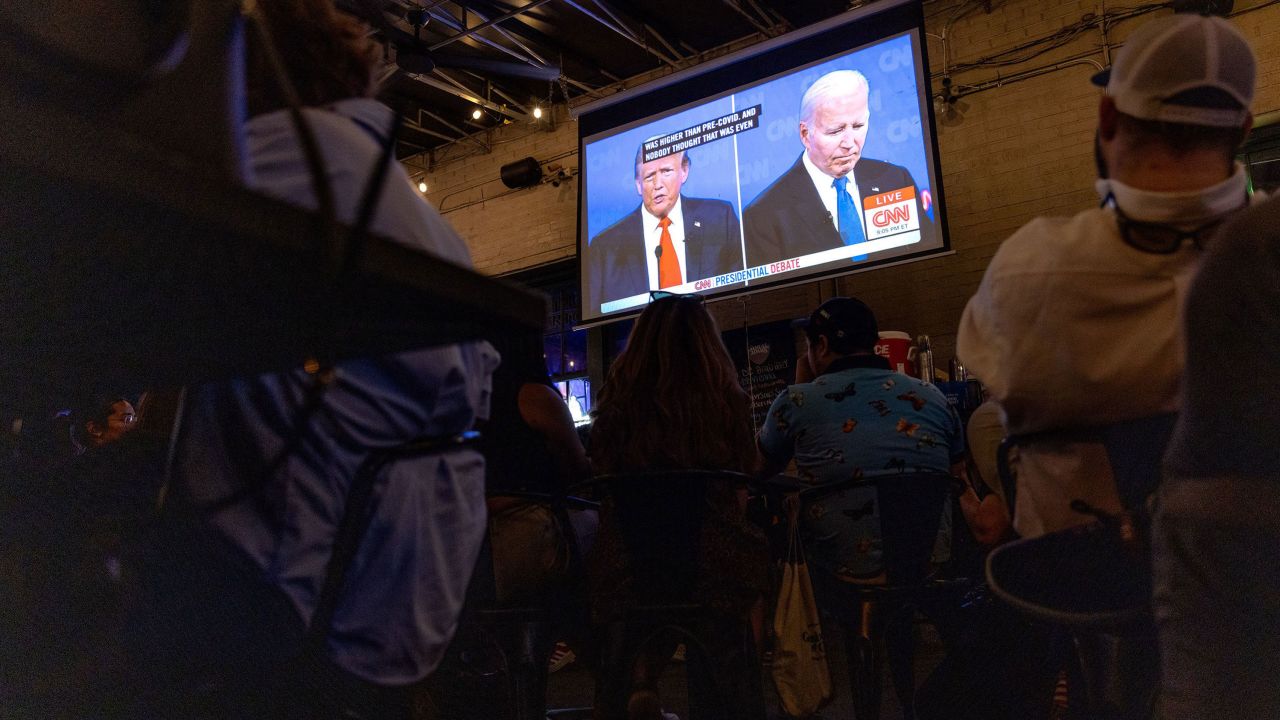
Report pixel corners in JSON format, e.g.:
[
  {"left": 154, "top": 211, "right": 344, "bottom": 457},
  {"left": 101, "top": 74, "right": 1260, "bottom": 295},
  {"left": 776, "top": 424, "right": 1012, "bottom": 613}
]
[
  {"left": 642, "top": 196, "right": 688, "bottom": 289},
  {"left": 802, "top": 151, "right": 865, "bottom": 237}
]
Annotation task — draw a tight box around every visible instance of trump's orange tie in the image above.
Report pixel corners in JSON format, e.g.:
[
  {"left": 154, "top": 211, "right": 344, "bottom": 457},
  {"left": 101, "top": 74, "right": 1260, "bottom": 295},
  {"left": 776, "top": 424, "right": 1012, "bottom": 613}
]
[{"left": 658, "top": 217, "right": 681, "bottom": 288}]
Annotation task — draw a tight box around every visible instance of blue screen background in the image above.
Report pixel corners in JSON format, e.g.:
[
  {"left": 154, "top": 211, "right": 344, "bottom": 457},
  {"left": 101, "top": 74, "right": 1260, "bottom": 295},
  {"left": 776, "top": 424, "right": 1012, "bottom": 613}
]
[{"left": 583, "top": 97, "right": 739, "bottom": 241}]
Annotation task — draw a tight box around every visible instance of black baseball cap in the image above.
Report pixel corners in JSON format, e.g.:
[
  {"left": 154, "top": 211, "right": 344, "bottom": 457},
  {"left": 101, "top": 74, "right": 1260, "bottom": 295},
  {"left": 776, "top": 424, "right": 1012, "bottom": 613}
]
[{"left": 795, "top": 297, "right": 879, "bottom": 352}]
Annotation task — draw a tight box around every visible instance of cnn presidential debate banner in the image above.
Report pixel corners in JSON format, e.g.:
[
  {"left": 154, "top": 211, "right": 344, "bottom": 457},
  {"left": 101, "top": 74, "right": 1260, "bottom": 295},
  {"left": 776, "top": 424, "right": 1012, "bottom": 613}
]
[{"left": 579, "top": 22, "right": 945, "bottom": 322}]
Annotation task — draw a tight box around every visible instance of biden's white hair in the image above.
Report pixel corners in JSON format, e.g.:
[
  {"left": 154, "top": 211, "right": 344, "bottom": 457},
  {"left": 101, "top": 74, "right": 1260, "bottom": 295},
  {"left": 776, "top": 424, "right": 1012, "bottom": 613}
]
[{"left": 800, "top": 70, "right": 870, "bottom": 124}]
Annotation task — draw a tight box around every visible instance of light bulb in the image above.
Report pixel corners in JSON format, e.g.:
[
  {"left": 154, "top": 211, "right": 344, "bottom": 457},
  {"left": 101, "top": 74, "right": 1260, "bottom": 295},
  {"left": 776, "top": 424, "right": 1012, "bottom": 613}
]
[
  {"left": 417, "top": 180, "right": 428, "bottom": 193},
  {"left": 533, "top": 105, "right": 543, "bottom": 119},
  {"left": 471, "top": 108, "right": 482, "bottom": 120}
]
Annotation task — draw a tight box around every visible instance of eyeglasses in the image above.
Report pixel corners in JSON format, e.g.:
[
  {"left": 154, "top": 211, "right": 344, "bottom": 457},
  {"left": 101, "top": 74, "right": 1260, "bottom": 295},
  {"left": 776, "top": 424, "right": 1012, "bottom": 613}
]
[
  {"left": 1108, "top": 196, "right": 1222, "bottom": 254},
  {"left": 649, "top": 290, "right": 705, "bottom": 304},
  {"left": 113, "top": 412, "right": 138, "bottom": 425}
]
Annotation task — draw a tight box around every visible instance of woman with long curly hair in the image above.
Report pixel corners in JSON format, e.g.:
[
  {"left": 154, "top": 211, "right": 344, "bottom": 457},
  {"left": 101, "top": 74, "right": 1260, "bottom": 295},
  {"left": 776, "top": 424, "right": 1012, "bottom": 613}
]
[
  {"left": 587, "top": 295, "right": 768, "bottom": 720},
  {"left": 590, "top": 295, "right": 757, "bottom": 474}
]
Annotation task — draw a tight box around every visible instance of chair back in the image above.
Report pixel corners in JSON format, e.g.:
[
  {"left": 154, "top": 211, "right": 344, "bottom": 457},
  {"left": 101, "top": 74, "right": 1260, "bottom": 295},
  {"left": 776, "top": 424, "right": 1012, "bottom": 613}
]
[
  {"left": 590, "top": 470, "right": 748, "bottom": 603},
  {"left": 873, "top": 473, "right": 951, "bottom": 585},
  {"left": 996, "top": 413, "right": 1178, "bottom": 515},
  {"left": 796, "top": 472, "right": 951, "bottom": 586}
]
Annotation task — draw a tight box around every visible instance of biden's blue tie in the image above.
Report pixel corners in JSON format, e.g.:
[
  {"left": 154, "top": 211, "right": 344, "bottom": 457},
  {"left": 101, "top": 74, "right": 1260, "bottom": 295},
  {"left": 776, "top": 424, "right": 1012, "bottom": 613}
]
[{"left": 834, "top": 176, "right": 867, "bottom": 261}]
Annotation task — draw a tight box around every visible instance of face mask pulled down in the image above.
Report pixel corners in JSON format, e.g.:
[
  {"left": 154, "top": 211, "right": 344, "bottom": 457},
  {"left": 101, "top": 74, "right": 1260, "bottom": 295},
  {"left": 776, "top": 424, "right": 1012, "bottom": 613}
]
[{"left": 1095, "top": 163, "right": 1249, "bottom": 227}]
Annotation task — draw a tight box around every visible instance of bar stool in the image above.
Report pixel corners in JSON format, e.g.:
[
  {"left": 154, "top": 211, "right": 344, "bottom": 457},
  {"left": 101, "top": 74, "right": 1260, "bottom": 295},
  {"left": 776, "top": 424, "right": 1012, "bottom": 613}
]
[
  {"left": 986, "top": 511, "right": 1156, "bottom": 720},
  {"left": 790, "top": 472, "right": 955, "bottom": 720},
  {"left": 988, "top": 413, "right": 1176, "bottom": 719},
  {"left": 438, "top": 489, "right": 597, "bottom": 720}
]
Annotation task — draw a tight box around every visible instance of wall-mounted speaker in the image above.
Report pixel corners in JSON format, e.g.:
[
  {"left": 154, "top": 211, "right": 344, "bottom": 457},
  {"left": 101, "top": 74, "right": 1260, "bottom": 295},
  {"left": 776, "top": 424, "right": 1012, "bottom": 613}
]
[{"left": 500, "top": 157, "right": 543, "bottom": 189}]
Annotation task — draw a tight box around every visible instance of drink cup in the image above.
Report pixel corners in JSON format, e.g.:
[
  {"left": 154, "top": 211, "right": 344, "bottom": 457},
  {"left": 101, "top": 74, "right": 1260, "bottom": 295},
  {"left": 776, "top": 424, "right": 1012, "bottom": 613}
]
[{"left": 874, "top": 331, "right": 915, "bottom": 376}]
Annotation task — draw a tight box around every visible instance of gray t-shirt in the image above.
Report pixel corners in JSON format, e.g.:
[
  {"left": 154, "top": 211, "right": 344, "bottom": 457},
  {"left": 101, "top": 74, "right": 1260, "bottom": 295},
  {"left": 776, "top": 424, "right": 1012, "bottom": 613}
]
[{"left": 1164, "top": 196, "right": 1280, "bottom": 479}]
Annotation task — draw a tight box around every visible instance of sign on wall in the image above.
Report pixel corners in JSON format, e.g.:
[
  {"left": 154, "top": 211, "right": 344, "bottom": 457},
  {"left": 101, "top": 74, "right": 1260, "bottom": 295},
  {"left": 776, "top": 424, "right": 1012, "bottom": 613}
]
[{"left": 722, "top": 319, "right": 798, "bottom": 430}]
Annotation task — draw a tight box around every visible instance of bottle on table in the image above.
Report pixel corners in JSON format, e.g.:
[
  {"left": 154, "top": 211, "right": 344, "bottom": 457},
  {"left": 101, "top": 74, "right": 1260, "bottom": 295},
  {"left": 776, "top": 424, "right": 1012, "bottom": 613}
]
[{"left": 916, "top": 335, "right": 935, "bottom": 385}]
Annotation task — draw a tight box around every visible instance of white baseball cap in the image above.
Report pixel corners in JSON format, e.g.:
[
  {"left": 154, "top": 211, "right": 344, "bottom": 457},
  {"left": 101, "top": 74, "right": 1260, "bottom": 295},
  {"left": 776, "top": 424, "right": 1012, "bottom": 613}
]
[{"left": 1091, "top": 13, "right": 1255, "bottom": 128}]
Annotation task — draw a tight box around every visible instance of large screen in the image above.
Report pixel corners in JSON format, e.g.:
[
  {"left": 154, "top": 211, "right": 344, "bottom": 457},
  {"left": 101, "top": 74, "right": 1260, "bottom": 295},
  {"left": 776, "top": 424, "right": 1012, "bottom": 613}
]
[{"left": 577, "top": 0, "right": 947, "bottom": 323}]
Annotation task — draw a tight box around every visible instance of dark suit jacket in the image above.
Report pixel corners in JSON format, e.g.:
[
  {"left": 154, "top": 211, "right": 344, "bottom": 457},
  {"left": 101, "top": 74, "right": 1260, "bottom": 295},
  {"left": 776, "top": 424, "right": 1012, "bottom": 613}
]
[
  {"left": 742, "top": 155, "right": 931, "bottom": 269},
  {"left": 586, "top": 196, "right": 744, "bottom": 313}
]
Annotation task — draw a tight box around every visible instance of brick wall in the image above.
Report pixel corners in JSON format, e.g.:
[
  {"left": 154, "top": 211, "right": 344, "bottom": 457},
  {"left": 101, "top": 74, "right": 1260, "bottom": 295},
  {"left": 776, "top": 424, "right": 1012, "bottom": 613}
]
[
  {"left": 413, "top": 0, "right": 1280, "bottom": 366},
  {"left": 415, "top": 110, "right": 581, "bottom": 273}
]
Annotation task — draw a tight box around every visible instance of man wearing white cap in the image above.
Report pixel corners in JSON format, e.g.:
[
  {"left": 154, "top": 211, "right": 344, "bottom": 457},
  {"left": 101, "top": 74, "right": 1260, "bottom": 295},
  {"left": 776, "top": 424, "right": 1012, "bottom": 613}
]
[{"left": 956, "top": 12, "right": 1260, "bottom": 539}]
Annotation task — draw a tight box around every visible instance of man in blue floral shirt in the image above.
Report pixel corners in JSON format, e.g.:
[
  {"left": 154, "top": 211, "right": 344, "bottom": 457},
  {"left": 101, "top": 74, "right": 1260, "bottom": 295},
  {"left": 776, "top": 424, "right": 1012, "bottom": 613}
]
[{"left": 758, "top": 297, "right": 969, "bottom": 579}]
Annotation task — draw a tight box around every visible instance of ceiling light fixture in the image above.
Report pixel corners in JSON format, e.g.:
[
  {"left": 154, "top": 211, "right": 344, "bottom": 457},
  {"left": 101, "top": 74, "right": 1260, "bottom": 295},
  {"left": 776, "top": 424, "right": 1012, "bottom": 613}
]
[
  {"left": 418, "top": 180, "right": 428, "bottom": 193},
  {"left": 533, "top": 105, "right": 543, "bottom": 120},
  {"left": 471, "top": 108, "right": 482, "bottom": 120}
]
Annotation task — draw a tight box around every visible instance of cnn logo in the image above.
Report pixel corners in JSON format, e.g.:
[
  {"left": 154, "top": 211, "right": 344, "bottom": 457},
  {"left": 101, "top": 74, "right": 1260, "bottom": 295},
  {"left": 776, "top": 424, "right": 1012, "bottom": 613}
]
[{"left": 871, "top": 205, "right": 911, "bottom": 228}]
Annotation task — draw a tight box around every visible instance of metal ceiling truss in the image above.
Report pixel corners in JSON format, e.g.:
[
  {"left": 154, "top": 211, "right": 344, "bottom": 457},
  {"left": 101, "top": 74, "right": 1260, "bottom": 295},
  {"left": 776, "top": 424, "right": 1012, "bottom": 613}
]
[
  {"left": 424, "top": 4, "right": 545, "bottom": 69},
  {"left": 427, "top": 0, "right": 556, "bottom": 51},
  {"left": 397, "top": 0, "right": 617, "bottom": 145},
  {"left": 721, "top": 0, "right": 777, "bottom": 34},
  {"left": 408, "top": 69, "right": 522, "bottom": 120},
  {"left": 385, "top": 0, "right": 789, "bottom": 156},
  {"left": 584, "top": 0, "right": 719, "bottom": 65},
  {"left": 414, "top": 106, "right": 492, "bottom": 152},
  {"left": 404, "top": 115, "right": 474, "bottom": 144},
  {"left": 486, "top": 82, "right": 533, "bottom": 114},
  {"left": 559, "top": 0, "right": 684, "bottom": 69},
  {"left": 428, "top": 0, "right": 602, "bottom": 94}
]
